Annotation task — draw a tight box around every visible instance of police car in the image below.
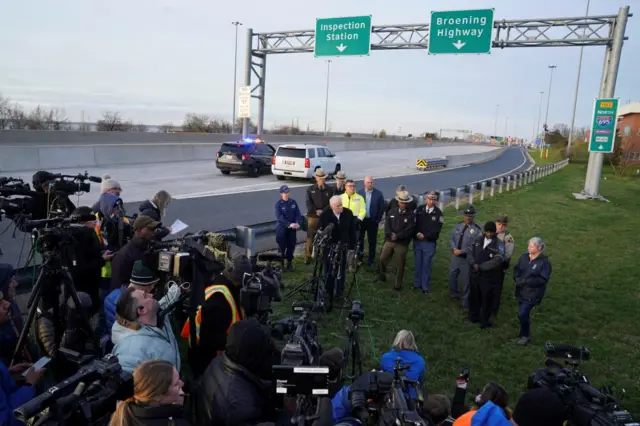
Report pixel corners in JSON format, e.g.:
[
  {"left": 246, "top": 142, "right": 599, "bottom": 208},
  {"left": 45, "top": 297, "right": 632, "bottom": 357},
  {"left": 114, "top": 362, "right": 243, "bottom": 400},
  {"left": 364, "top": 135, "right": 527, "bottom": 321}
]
[
  {"left": 271, "top": 144, "right": 342, "bottom": 180},
  {"left": 215, "top": 138, "right": 276, "bottom": 177}
]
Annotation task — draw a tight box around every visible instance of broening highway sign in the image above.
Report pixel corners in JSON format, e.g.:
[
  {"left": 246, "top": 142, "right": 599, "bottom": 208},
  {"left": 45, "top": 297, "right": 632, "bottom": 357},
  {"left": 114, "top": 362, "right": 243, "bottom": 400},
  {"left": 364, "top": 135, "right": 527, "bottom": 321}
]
[{"left": 428, "top": 9, "right": 494, "bottom": 55}]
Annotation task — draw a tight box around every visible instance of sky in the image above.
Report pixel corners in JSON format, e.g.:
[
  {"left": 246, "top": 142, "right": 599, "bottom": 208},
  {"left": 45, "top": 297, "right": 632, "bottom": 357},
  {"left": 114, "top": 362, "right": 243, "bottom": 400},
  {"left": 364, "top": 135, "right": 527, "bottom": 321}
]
[{"left": 1, "top": 0, "right": 639, "bottom": 138}]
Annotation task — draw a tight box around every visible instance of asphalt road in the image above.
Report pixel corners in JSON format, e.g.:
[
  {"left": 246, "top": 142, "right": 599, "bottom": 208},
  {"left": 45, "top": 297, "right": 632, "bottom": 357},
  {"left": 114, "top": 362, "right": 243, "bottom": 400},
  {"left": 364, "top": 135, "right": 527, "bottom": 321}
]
[{"left": 0, "top": 147, "right": 528, "bottom": 268}]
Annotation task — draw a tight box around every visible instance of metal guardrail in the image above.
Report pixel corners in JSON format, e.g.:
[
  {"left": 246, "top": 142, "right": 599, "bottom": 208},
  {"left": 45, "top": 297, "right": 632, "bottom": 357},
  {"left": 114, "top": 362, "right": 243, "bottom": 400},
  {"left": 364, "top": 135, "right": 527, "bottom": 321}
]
[
  {"left": 217, "top": 158, "right": 570, "bottom": 258},
  {"left": 416, "top": 157, "right": 448, "bottom": 171}
]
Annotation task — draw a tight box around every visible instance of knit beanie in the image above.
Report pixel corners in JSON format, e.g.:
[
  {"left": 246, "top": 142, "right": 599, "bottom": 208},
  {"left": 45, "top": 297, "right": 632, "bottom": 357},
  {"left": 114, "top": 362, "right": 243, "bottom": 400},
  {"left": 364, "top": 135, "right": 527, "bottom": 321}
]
[{"left": 101, "top": 174, "right": 121, "bottom": 193}]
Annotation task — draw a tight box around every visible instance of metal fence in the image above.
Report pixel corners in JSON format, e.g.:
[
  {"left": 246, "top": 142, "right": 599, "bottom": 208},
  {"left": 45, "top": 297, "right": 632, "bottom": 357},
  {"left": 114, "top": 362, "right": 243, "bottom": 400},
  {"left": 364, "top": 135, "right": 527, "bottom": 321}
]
[{"left": 219, "top": 158, "right": 571, "bottom": 258}]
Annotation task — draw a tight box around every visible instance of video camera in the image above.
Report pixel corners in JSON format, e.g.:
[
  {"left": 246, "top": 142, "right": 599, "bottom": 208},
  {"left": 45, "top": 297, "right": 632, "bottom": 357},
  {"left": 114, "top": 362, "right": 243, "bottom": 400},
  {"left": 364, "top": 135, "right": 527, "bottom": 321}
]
[
  {"left": 14, "top": 351, "right": 133, "bottom": 426},
  {"left": 349, "top": 300, "right": 364, "bottom": 323},
  {"left": 35, "top": 171, "right": 101, "bottom": 195},
  {"left": 241, "top": 256, "right": 283, "bottom": 324},
  {"left": 0, "top": 176, "right": 30, "bottom": 191},
  {"left": 528, "top": 342, "right": 636, "bottom": 426},
  {"left": 272, "top": 302, "right": 323, "bottom": 366}
]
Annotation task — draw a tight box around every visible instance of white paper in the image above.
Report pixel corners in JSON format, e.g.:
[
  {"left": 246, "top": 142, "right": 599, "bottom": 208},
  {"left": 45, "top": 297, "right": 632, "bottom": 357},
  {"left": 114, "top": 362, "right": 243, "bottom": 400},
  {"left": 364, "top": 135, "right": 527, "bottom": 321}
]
[{"left": 169, "top": 219, "right": 188, "bottom": 234}]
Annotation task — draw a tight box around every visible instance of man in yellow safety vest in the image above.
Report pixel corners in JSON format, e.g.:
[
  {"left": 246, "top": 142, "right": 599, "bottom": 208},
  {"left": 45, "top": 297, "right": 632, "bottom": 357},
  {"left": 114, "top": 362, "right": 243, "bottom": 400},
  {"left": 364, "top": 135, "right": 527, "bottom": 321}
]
[{"left": 181, "top": 254, "right": 253, "bottom": 378}]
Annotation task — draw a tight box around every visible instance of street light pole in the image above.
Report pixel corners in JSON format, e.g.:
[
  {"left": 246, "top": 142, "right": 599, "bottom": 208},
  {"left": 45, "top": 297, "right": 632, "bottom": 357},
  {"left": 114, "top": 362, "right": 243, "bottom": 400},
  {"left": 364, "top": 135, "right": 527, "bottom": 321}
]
[
  {"left": 493, "top": 104, "right": 499, "bottom": 136},
  {"left": 543, "top": 65, "right": 557, "bottom": 147},
  {"left": 535, "top": 91, "right": 544, "bottom": 147},
  {"left": 504, "top": 117, "right": 509, "bottom": 139},
  {"left": 567, "top": 0, "right": 591, "bottom": 157},
  {"left": 231, "top": 21, "right": 243, "bottom": 134},
  {"left": 323, "top": 60, "right": 332, "bottom": 137}
]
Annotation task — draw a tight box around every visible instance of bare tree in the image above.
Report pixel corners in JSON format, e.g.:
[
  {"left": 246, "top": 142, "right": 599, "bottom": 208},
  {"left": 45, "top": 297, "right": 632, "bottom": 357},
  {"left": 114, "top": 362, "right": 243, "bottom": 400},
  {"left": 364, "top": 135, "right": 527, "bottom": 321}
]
[
  {"left": 234, "top": 118, "right": 258, "bottom": 134},
  {"left": 130, "top": 123, "right": 148, "bottom": 132},
  {"left": 182, "top": 113, "right": 211, "bottom": 133},
  {"left": 46, "top": 108, "right": 71, "bottom": 130},
  {"left": 25, "top": 105, "right": 49, "bottom": 130},
  {"left": 8, "top": 103, "right": 27, "bottom": 129},
  {"left": 268, "top": 125, "right": 302, "bottom": 135},
  {"left": 96, "top": 111, "right": 133, "bottom": 132},
  {"left": 159, "top": 122, "right": 175, "bottom": 133},
  {"left": 0, "top": 93, "right": 9, "bottom": 130}
]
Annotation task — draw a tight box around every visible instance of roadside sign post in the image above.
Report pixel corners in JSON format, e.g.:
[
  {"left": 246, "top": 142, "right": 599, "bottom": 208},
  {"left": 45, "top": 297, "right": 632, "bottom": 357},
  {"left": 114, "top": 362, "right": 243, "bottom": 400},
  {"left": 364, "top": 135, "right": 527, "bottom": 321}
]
[
  {"left": 238, "top": 86, "right": 251, "bottom": 120},
  {"left": 314, "top": 15, "right": 372, "bottom": 58},
  {"left": 587, "top": 98, "right": 619, "bottom": 153},
  {"left": 428, "top": 9, "right": 494, "bottom": 55}
]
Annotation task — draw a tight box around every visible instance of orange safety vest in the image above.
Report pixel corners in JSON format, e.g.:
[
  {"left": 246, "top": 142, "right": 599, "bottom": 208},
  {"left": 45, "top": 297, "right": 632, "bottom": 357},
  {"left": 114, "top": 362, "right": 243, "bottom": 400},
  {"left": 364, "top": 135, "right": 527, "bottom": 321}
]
[
  {"left": 94, "top": 222, "right": 104, "bottom": 245},
  {"left": 180, "top": 284, "right": 243, "bottom": 349}
]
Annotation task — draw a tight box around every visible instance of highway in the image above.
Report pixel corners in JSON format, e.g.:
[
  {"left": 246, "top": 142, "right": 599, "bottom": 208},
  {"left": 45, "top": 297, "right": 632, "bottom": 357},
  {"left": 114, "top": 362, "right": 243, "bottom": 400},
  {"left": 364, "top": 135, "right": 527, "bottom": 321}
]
[{"left": 0, "top": 146, "right": 528, "bottom": 268}]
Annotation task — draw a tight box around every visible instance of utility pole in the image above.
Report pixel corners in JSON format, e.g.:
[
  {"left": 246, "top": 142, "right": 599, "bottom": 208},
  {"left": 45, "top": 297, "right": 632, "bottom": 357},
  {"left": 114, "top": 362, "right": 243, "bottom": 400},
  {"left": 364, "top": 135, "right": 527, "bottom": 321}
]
[
  {"left": 543, "top": 65, "right": 557, "bottom": 148},
  {"left": 567, "top": 0, "right": 591, "bottom": 157},
  {"left": 493, "top": 104, "right": 499, "bottom": 136},
  {"left": 231, "top": 21, "right": 243, "bottom": 134},
  {"left": 323, "top": 60, "right": 332, "bottom": 137},
  {"left": 504, "top": 117, "right": 509, "bottom": 139},
  {"left": 535, "top": 91, "right": 544, "bottom": 148}
]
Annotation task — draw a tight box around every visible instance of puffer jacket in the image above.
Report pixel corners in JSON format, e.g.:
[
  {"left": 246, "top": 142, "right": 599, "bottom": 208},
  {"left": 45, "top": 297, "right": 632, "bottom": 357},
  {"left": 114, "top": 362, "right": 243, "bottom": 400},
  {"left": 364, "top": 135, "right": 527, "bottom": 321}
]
[
  {"left": 111, "top": 316, "right": 180, "bottom": 374},
  {"left": 115, "top": 402, "right": 191, "bottom": 426},
  {"left": 380, "top": 349, "right": 426, "bottom": 400},
  {"left": 138, "top": 200, "right": 171, "bottom": 240}
]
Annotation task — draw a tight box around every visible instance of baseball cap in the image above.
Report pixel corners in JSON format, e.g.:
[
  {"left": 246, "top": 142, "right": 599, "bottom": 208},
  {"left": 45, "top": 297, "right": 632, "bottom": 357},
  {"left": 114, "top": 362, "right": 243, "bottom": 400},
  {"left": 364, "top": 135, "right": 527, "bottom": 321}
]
[
  {"left": 133, "top": 215, "right": 160, "bottom": 231},
  {"left": 279, "top": 185, "right": 290, "bottom": 194}
]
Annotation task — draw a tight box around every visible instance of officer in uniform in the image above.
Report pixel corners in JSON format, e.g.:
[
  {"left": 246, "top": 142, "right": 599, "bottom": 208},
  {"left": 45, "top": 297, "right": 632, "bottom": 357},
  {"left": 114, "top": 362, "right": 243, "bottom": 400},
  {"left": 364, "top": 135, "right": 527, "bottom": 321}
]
[
  {"left": 275, "top": 185, "right": 302, "bottom": 271},
  {"left": 180, "top": 254, "right": 252, "bottom": 378},
  {"left": 448, "top": 205, "right": 481, "bottom": 309},
  {"left": 379, "top": 191, "right": 416, "bottom": 291},
  {"left": 467, "top": 221, "right": 505, "bottom": 329},
  {"left": 413, "top": 191, "right": 444, "bottom": 295},
  {"left": 386, "top": 185, "right": 418, "bottom": 214},
  {"left": 305, "top": 168, "right": 334, "bottom": 264},
  {"left": 494, "top": 215, "right": 515, "bottom": 316},
  {"left": 334, "top": 171, "right": 347, "bottom": 195}
]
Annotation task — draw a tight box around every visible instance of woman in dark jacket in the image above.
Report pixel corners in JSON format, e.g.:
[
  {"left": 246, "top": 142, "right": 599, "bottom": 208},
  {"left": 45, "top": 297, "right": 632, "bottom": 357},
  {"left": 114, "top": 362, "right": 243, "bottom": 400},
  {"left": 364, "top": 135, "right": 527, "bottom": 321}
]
[
  {"left": 108, "top": 360, "right": 189, "bottom": 426},
  {"left": 513, "top": 237, "right": 552, "bottom": 346},
  {"left": 138, "top": 190, "right": 172, "bottom": 240}
]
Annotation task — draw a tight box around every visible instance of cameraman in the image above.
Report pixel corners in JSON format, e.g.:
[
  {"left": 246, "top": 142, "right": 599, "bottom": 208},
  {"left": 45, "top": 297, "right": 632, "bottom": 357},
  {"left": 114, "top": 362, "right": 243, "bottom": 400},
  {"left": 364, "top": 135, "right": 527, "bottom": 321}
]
[
  {"left": 180, "top": 254, "right": 252, "bottom": 378},
  {"left": 318, "top": 196, "right": 356, "bottom": 301},
  {"left": 110, "top": 216, "right": 160, "bottom": 290},
  {"left": 30, "top": 171, "right": 76, "bottom": 219}
]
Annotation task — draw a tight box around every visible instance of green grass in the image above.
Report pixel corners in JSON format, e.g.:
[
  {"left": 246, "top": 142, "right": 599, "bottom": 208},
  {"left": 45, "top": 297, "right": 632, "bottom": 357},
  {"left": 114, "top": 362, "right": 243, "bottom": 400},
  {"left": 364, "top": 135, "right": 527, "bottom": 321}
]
[{"left": 278, "top": 162, "right": 640, "bottom": 413}]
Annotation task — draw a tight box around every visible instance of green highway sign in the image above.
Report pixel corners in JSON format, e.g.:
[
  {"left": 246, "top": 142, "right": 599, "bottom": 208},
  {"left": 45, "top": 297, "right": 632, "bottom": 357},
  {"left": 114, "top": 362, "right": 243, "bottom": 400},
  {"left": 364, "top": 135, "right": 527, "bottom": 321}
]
[
  {"left": 428, "top": 8, "right": 494, "bottom": 55},
  {"left": 314, "top": 15, "right": 372, "bottom": 58},
  {"left": 588, "top": 97, "right": 619, "bottom": 153}
]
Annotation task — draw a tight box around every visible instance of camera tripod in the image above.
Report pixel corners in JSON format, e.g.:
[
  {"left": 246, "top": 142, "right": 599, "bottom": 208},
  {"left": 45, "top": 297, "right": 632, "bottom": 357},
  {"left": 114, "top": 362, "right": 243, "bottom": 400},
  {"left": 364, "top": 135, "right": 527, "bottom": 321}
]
[
  {"left": 283, "top": 238, "right": 331, "bottom": 313},
  {"left": 10, "top": 235, "right": 99, "bottom": 367},
  {"left": 342, "top": 315, "right": 364, "bottom": 382}
]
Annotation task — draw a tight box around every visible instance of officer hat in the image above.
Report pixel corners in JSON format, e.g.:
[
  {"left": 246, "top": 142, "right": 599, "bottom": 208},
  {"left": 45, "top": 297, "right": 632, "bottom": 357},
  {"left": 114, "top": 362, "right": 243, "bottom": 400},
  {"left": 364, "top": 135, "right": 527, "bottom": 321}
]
[
  {"left": 129, "top": 260, "right": 160, "bottom": 286},
  {"left": 279, "top": 185, "right": 290, "bottom": 194},
  {"left": 495, "top": 215, "right": 509, "bottom": 224},
  {"left": 395, "top": 191, "right": 413, "bottom": 203},
  {"left": 314, "top": 168, "right": 328, "bottom": 179},
  {"left": 425, "top": 190, "right": 438, "bottom": 200},
  {"left": 459, "top": 205, "right": 478, "bottom": 216},
  {"left": 335, "top": 171, "right": 347, "bottom": 180}
]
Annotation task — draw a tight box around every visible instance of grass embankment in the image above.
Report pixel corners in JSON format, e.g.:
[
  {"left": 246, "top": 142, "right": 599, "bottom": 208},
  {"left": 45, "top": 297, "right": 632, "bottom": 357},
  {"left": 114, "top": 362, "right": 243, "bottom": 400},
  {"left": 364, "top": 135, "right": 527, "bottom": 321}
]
[{"left": 281, "top": 161, "right": 640, "bottom": 413}]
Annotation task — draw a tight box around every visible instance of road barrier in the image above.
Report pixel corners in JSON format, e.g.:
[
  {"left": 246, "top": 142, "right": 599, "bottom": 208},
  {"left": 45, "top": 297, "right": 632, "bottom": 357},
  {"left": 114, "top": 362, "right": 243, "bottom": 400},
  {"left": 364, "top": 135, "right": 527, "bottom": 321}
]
[
  {"left": 216, "top": 157, "right": 570, "bottom": 259},
  {"left": 415, "top": 157, "right": 448, "bottom": 171}
]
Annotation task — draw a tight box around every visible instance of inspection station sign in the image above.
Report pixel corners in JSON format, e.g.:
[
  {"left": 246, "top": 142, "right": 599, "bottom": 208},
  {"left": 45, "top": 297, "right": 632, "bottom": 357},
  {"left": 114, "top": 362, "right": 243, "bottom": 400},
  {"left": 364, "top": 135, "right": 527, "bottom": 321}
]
[
  {"left": 314, "top": 15, "right": 372, "bottom": 58},
  {"left": 588, "top": 97, "right": 619, "bottom": 153},
  {"left": 428, "top": 8, "right": 494, "bottom": 55}
]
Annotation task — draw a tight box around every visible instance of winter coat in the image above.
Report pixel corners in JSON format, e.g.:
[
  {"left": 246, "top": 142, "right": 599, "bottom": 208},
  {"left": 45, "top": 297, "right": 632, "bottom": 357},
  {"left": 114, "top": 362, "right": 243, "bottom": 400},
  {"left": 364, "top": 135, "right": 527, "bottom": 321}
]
[
  {"left": 115, "top": 402, "right": 191, "bottom": 426},
  {"left": 109, "top": 237, "right": 154, "bottom": 291},
  {"left": 0, "top": 265, "right": 24, "bottom": 365},
  {"left": 380, "top": 349, "right": 426, "bottom": 400},
  {"left": 513, "top": 253, "right": 552, "bottom": 305},
  {"left": 138, "top": 200, "right": 171, "bottom": 240},
  {"left": 69, "top": 225, "right": 105, "bottom": 313},
  {"left": 111, "top": 316, "right": 181, "bottom": 374},
  {"left": 0, "top": 360, "right": 36, "bottom": 426},
  {"left": 452, "top": 401, "right": 512, "bottom": 426}
]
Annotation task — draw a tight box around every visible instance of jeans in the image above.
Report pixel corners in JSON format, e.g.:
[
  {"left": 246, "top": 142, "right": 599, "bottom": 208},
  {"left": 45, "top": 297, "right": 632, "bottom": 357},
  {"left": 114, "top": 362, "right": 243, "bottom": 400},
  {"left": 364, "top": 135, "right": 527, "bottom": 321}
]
[
  {"left": 518, "top": 302, "right": 535, "bottom": 337},
  {"left": 413, "top": 240, "right": 436, "bottom": 291}
]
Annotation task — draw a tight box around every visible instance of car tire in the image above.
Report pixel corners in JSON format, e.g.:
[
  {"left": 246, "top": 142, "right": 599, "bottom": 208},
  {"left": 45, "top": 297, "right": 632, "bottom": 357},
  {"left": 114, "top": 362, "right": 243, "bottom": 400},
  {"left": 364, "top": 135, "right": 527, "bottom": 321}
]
[
  {"left": 221, "top": 170, "right": 231, "bottom": 175},
  {"left": 276, "top": 175, "right": 286, "bottom": 181},
  {"left": 249, "top": 166, "right": 261, "bottom": 177}
]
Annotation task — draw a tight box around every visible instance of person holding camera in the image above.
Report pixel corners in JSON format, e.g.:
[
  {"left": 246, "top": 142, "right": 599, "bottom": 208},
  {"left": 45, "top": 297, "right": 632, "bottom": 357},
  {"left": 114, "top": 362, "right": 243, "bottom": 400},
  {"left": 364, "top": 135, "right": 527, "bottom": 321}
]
[
  {"left": 108, "top": 360, "right": 189, "bottom": 426},
  {"left": 380, "top": 330, "right": 426, "bottom": 401},
  {"left": 451, "top": 382, "right": 513, "bottom": 426},
  {"left": 275, "top": 185, "right": 302, "bottom": 272},
  {"left": 180, "top": 254, "right": 252, "bottom": 378},
  {"left": 0, "top": 360, "right": 46, "bottom": 426},
  {"left": 196, "top": 318, "right": 279, "bottom": 426},
  {"left": 318, "top": 196, "right": 357, "bottom": 302}
]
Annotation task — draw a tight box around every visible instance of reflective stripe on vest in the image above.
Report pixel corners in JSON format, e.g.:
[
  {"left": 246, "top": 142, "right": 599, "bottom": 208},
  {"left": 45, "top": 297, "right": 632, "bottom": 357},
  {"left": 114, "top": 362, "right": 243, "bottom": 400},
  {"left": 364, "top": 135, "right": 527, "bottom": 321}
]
[
  {"left": 180, "top": 284, "right": 242, "bottom": 348},
  {"left": 340, "top": 193, "right": 366, "bottom": 220}
]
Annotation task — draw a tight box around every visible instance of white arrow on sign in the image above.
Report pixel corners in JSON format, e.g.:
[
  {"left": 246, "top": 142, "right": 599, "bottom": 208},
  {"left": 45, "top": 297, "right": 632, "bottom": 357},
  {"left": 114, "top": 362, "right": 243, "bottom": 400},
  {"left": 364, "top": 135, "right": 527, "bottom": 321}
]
[
  {"left": 599, "top": 144, "right": 604, "bottom": 150},
  {"left": 336, "top": 43, "right": 347, "bottom": 52},
  {"left": 452, "top": 40, "right": 466, "bottom": 50}
]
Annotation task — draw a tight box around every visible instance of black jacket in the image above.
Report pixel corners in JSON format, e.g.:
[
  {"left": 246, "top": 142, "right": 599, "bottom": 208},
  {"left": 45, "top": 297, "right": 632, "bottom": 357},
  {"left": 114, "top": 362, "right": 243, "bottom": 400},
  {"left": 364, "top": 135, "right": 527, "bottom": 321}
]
[
  {"left": 69, "top": 225, "right": 105, "bottom": 311},
  {"left": 318, "top": 208, "right": 357, "bottom": 250},
  {"left": 384, "top": 207, "right": 416, "bottom": 245},
  {"left": 110, "top": 237, "right": 153, "bottom": 290},
  {"left": 102, "top": 215, "right": 133, "bottom": 252},
  {"left": 196, "top": 354, "right": 274, "bottom": 426},
  {"left": 513, "top": 253, "right": 551, "bottom": 305},
  {"left": 118, "top": 402, "right": 191, "bottom": 426},
  {"left": 189, "top": 275, "right": 241, "bottom": 378},
  {"left": 414, "top": 205, "right": 444, "bottom": 242},
  {"left": 306, "top": 184, "right": 334, "bottom": 218},
  {"left": 138, "top": 200, "right": 171, "bottom": 240},
  {"left": 467, "top": 235, "right": 504, "bottom": 283}
]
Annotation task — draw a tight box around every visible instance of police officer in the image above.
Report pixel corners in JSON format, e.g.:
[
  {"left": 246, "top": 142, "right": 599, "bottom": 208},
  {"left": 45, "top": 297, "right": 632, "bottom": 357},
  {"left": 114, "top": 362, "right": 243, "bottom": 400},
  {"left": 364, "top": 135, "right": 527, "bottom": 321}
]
[
  {"left": 494, "top": 215, "right": 515, "bottom": 316},
  {"left": 379, "top": 191, "right": 416, "bottom": 291},
  {"left": 448, "top": 205, "right": 481, "bottom": 309},
  {"left": 413, "top": 191, "right": 444, "bottom": 295},
  {"left": 275, "top": 185, "right": 302, "bottom": 271},
  {"left": 305, "top": 168, "right": 334, "bottom": 264},
  {"left": 334, "top": 171, "right": 347, "bottom": 195},
  {"left": 386, "top": 185, "right": 418, "bottom": 214},
  {"left": 467, "top": 221, "right": 505, "bottom": 329}
]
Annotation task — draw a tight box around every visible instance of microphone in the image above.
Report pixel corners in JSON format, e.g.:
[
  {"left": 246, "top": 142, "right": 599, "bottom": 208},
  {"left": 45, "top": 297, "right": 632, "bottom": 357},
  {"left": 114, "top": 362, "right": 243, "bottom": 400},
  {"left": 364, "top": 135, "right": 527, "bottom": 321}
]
[
  {"left": 320, "top": 223, "right": 335, "bottom": 236},
  {"left": 544, "top": 342, "right": 590, "bottom": 361},
  {"left": 258, "top": 252, "right": 285, "bottom": 263},
  {"left": 87, "top": 175, "right": 102, "bottom": 183}
]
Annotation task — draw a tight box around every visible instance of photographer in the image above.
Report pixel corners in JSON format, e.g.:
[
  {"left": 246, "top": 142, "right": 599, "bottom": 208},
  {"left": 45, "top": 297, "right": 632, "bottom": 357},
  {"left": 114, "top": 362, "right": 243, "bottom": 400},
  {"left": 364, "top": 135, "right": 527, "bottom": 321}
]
[
  {"left": 196, "top": 318, "right": 279, "bottom": 426},
  {"left": 318, "top": 196, "right": 356, "bottom": 301},
  {"left": 452, "top": 382, "right": 513, "bottom": 426},
  {"left": 0, "top": 360, "right": 46, "bottom": 426},
  {"left": 109, "top": 360, "right": 189, "bottom": 426},
  {"left": 180, "top": 254, "right": 252, "bottom": 378},
  {"left": 138, "top": 190, "right": 172, "bottom": 240},
  {"left": 380, "top": 330, "right": 425, "bottom": 401},
  {"left": 110, "top": 216, "right": 160, "bottom": 290}
]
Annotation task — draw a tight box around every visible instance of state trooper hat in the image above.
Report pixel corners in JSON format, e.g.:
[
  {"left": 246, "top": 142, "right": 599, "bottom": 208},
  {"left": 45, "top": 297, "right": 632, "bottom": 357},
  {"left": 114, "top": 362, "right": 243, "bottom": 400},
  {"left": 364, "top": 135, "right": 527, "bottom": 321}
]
[
  {"left": 460, "top": 205, "right": 478, "bottom": 216},
  {"left": 495, "top": 215, "right": 509, "bottom": 224},
  {"left": 425, "top": 190, "right": 438, "bottom": 200}
]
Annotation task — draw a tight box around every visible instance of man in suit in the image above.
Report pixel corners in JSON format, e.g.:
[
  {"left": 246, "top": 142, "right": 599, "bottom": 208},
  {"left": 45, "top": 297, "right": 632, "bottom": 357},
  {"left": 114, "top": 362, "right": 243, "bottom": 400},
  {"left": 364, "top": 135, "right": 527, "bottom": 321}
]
[
  {"left": 357, "top": 176, "right": 385, "bottom": 266},
  {"left": 319, "top": 196, "right": 357, "bottom": 303}
]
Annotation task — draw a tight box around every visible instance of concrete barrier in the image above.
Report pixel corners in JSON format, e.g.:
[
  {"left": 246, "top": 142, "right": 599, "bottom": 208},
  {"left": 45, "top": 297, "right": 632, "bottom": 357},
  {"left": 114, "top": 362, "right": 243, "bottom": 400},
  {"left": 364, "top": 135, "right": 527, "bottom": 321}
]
[{"left": 446, "top": 147, "right": 506, "bottom": 168}]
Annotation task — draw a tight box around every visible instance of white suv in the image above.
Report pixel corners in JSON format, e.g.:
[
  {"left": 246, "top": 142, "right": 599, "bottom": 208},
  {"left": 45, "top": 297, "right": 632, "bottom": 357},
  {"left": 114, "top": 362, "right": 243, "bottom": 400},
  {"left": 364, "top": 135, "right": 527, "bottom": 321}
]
[{"left": 271, "top": 144, "right": 341, "bottom": 180}]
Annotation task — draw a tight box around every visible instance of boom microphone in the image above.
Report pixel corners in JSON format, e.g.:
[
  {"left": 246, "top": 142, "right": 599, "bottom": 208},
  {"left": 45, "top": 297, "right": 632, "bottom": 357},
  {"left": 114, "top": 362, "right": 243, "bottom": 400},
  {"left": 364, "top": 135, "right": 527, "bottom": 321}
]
[
  {"left": 258, "top": 252, "right": 285, "bottom": 263},
  {"left": 544, "top": 342, "right": 590, "bottom": 361}
]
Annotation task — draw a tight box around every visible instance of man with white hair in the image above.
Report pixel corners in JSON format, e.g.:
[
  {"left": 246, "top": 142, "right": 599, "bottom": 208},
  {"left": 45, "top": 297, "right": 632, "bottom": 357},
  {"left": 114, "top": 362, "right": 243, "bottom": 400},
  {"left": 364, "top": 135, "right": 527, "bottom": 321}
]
[{"left": 318, "top": 195, "right": 357, "bottom": 305}]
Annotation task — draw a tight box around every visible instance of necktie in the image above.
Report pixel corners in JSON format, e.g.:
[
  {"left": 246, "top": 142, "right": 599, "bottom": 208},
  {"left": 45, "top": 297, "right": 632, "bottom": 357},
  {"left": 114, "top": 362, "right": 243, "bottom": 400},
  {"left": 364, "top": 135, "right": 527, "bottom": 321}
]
[{"left": 457, "top": 225, "right": 469, "bottom": 250}]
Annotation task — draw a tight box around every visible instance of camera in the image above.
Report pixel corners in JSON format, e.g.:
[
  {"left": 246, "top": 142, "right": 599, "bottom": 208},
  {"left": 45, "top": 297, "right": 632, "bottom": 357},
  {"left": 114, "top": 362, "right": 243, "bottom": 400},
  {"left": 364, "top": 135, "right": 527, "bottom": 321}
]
[
  {"left": 528, "top": 342, "right": 636, "bottom": 426},
  {"left": 241, "top": 266, "right": 282, "bottom": 324},
  {"left": 349, "top": 300, "right": 364, "bottom": 323},
  {"left": 272, "top": 303, "right": 322, "bottom": 367},
  {"left": 14, "top": 352, "right": 133, "bottom": 426}
]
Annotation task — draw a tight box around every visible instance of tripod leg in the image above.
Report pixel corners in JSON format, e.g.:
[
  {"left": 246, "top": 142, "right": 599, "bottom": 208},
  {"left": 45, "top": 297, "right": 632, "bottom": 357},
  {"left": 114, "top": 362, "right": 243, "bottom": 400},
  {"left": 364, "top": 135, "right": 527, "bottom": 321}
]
[
  {"left": 61, "top": 269, "right": 100, "bottom": 351},
  {"left": 10, "top": 274, "right": 44, "bottom": 367},
  {"left": 354, "top": 329, "right": 363, "bottom": 377}
]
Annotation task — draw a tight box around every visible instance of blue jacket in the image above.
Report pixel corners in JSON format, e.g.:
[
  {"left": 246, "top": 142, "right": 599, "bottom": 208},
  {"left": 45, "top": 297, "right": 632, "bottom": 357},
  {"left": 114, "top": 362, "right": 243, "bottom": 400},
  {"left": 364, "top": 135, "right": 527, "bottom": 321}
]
[
  {"left": 275, "top": 198, "right": 302, "bottom": 231},
  {"left": 380, "top": 349, "right": 426, "bottom": 399},
  {"left": 0, "top": 360, "right": 36, "bottom": 426},
  {"left": 357, "top": 188, "right": 385, "bottom": 223},
  {"left": 331, "top": 385, "right": 351, "bottom": 423},
  {"left": 0, "top": 265, "right": 23, "bottom": 366},
  {"left": 513, "top": 253, "right": 551, "bottom": 305},
  {"left": 103, "top": 288, "right": 122, "bottom": 333},
  {"left": 471, "top": 401, "right": 513, "bottom": 426}
]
